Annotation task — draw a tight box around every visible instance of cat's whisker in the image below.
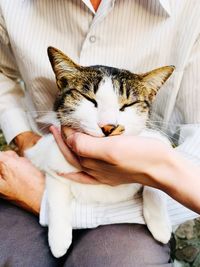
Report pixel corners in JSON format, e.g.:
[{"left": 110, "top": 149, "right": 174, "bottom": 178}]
[
  {"left": 147, "top": 120, "right": 184, "bottom": 136},
  {"left": 25, "top": 111, "right": 56, "bottom": 118},
  {"left": 147, "top": 120, "right": 185, "bottom": 135},
  {"left": 37, "top": 124, "right": 53, "bottom": 132},
  {"left": 25, "top": 110, "right": 55, "bottom": 113},
  {"left": 147, "top": 123, "right": 179, "bottom": 145},
  {"left": 147, "top": 120, "right": 181, "bottom": 127}
]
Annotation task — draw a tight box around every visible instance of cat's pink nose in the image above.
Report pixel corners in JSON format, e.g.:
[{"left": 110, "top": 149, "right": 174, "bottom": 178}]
[{"left": 101, "top": 124, "right": 125, "bottom": 136}]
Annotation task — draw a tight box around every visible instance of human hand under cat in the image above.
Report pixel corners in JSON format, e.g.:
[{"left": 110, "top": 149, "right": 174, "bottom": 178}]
[
  {"left": 14, "top": 131, "right": 41, "bottom": 156},
  {"left": 0, "top": 150, "right": 44, "bottom": 214},
  {"left": 52, "top": 125, "right": 200, "bottom": 214},
  {"left": 50, "top": 125, "right": 176, "bottom": 188}
]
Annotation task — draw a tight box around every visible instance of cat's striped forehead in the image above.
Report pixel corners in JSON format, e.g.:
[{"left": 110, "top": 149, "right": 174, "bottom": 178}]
[
  {"left": 54, "top": 66, "right": 146, "bottom": 118},
  {"left": 48, "top": 46, "right": 174, "bottom": 136},
  {"left": 60, "top": 65, "right": 143, "bottom": 102},
  {"left": 48, "top": 46, "right": 175, "bottom": 115},
  {"left": 90, "top": 65, "right": 141, "bottom": 95},
  {"left": 48, "top": 46, "right": 174, "bottom": 102}
]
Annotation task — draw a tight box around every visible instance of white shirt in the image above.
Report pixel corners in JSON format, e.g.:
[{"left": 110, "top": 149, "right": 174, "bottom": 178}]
[{"left": 0, "top": 0, "right": 199, "bottom": 227}]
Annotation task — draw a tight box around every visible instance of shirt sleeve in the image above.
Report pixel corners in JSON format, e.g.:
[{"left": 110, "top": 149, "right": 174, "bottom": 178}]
[
  {"left": 0, "top": 10, "right": 31, "bottom": 143},
  {"left": 174, "top": 35, "right": 200, "bottom": 165}
]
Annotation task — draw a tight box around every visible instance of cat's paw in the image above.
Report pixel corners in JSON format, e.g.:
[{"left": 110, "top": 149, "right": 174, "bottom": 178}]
[
  {"left": 48, "top": 226, "right": 72, "bottom": 258},
  {"left": 143, "top": 209, "right": 172, "bottom": 244},
  {"left": 148, "top": 221, "right": 172, "bottom": 244}
]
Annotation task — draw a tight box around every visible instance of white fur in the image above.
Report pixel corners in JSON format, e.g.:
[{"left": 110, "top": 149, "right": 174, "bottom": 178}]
[
  {"left": 96, "top": 77, "right": 119, "bottom": 127},
  {"left": 62, "top": 77, "right": 148, "bottom": 137},
  {"left": 25, "top": 78, "right": 172, "bottom": 257},
  {"left": 25, "top": 128, "right": 172, "bottom": 258}
]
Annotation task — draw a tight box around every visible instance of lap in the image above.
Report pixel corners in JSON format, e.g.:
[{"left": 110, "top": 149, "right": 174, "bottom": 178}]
[
  {"left": 0, "top": 200, "right": 173, "bottom": 267},
  {"left": 0, "top": 199, "right": 61, "bottom": 267},
  {"left": 65, "top": 224, "right": 173, "bottom": 267}
]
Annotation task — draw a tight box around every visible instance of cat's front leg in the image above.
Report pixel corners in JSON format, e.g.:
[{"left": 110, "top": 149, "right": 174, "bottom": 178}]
[
  {"left": 46, "top": 173, "right": 73, "bottom": 258},
  {"left": 143, "top": 186, "right": 172, "bottom": 244}
]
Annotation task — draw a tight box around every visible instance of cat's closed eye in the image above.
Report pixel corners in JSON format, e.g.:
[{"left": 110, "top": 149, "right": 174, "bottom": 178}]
[
  {"left": 120, "top": 101, "right": 140, "bottom": 111},
  {"left": 120, "top": 100, "right": 150, "bottom": 111},
  {"left": 89, "top": 98, "right": 98, "bottom": 108},
  {"left": 71, "top": 89, "right": 98, "bottom": 108},
  {"left": 81, "top": 93, "right": 98, "bottom": 108}
]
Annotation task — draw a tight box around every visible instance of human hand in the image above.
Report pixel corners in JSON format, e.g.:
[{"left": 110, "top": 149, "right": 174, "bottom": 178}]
[
  {"left": 0, "top": 150, "right": 44, "bottom": 214},
  {"left": 50, "top": 126, "right": 100, "bottom": 184},
  {"left": 51, "top": 126, "right": 175, "bottom": 188},
  {"left": 14, "top": 131, "right": 41, "bottom": 156},
  {"left": 50, "top": 126, "right": 200, "bottom": 214},
  {"left": 50, "top": 126, "right": 82, "bottom": 170}
]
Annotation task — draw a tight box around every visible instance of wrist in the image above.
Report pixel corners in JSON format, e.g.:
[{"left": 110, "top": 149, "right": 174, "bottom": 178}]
[
  {"left": 157, "top": 150, "right": 194, "bottom": 194},
  {"left": 163, "top": 151, "right": 200, "bottom": 212},
  {"left": 147, "top": 146, "right": 181, "bottom": 191}
]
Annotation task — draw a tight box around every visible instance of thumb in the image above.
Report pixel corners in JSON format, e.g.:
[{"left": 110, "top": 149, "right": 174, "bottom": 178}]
[{"left": 67, "top": 133, "right": 111, "bottom": 161}]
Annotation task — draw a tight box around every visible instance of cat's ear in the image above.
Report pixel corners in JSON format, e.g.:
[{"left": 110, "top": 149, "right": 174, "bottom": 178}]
[
  {"left": 47, "top": 46, "right": 80, "bottom": 89},
  {"left": 140, "top": 65, "right": 175, "bottom": 101}
]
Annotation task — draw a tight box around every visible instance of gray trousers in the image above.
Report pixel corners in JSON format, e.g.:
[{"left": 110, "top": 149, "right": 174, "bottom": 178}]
[{"left": 0, "top": 200, "right": 173, "bottom": 267}]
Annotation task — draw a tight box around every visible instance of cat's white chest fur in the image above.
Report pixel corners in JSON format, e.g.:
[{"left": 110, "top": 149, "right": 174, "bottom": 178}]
[
  {"left": 36, "top": 47, "right": 175, "bottom": 257},
  {"left": 26, "top": 134, "right": 141, "bottom": 204},
  {"left": 25, "top": 129, "right": 172, "bottom": 258}
]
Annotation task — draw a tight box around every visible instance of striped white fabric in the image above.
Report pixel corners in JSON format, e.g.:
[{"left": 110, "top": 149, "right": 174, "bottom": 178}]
[
  {"left": 0, "top": 0, "right": 200, "bottom": 227},
  {"left": 40, "top": 190, "right": 198, "bottom": 228}
]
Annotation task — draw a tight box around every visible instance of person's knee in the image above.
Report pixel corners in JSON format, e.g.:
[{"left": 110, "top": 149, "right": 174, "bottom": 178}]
[
  {"left": 0, "top": 200, "right": 59, "bottom": 267},
  {"left": 65, "top": 224, "right": 172, "bottom": 267}
]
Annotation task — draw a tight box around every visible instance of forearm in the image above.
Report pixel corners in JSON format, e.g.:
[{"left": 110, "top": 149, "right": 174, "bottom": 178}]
[{"left": 151, "top": 150, "right": 200, "bottom": 213}]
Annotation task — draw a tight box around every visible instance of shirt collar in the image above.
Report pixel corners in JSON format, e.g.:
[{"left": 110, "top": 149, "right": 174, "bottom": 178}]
[
  {"left": 82, "top": 0, "right": 171, "bottom": 16},
  {"left": 82, "top": 0, "right": 96, "bottom": 14},
  {"left": 159, "top": 0, "right": 171, "bottom": 16}
]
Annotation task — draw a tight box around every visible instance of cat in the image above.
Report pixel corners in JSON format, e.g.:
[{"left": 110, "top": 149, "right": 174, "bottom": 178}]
[{"left": 25, "top": 46, "right": 175, "bottom": 258}]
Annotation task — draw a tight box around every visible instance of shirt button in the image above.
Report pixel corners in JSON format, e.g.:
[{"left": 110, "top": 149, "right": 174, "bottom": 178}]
[{"left": 89, "top": 35, "right": 96, "bottom": 43}]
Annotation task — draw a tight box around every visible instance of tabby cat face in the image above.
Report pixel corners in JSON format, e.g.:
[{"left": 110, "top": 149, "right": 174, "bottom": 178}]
[{"left": 48, "top": 47, "right": 174, "bottom": 137}]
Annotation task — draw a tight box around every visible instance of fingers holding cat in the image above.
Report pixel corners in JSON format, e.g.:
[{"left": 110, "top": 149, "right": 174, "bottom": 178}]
[
  {"left": 51, "top": 124, "right": 118, "bottom": 166},
  {"left": 64, "top": 129, "right": 118, "bottom": 162},
  {"left": 50, "top": 125, "right": 119, "bottom": 184},
  {"left": 0, "top": 150, "right": 44, "bottom": 213},
  {"left": 50, "top": 125, "right": 81, "bottom": 169},
  {"left": 64, "top": 157, "right": 139, "bottom": 186},
  {"left": 0, "top": 152, "right": 19, "bottom": 197},
  {"left": 52, "top": 125, "right": 127, "bottom": 163},
  {"left": 52, "top": 128, "right": 176, "bottom": 188},
  {"left": 65, "top": 171, "right": 100, "bottom": 185},
  {"left": 51, "top": 126, "right": 141, "bottom": 185}
]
